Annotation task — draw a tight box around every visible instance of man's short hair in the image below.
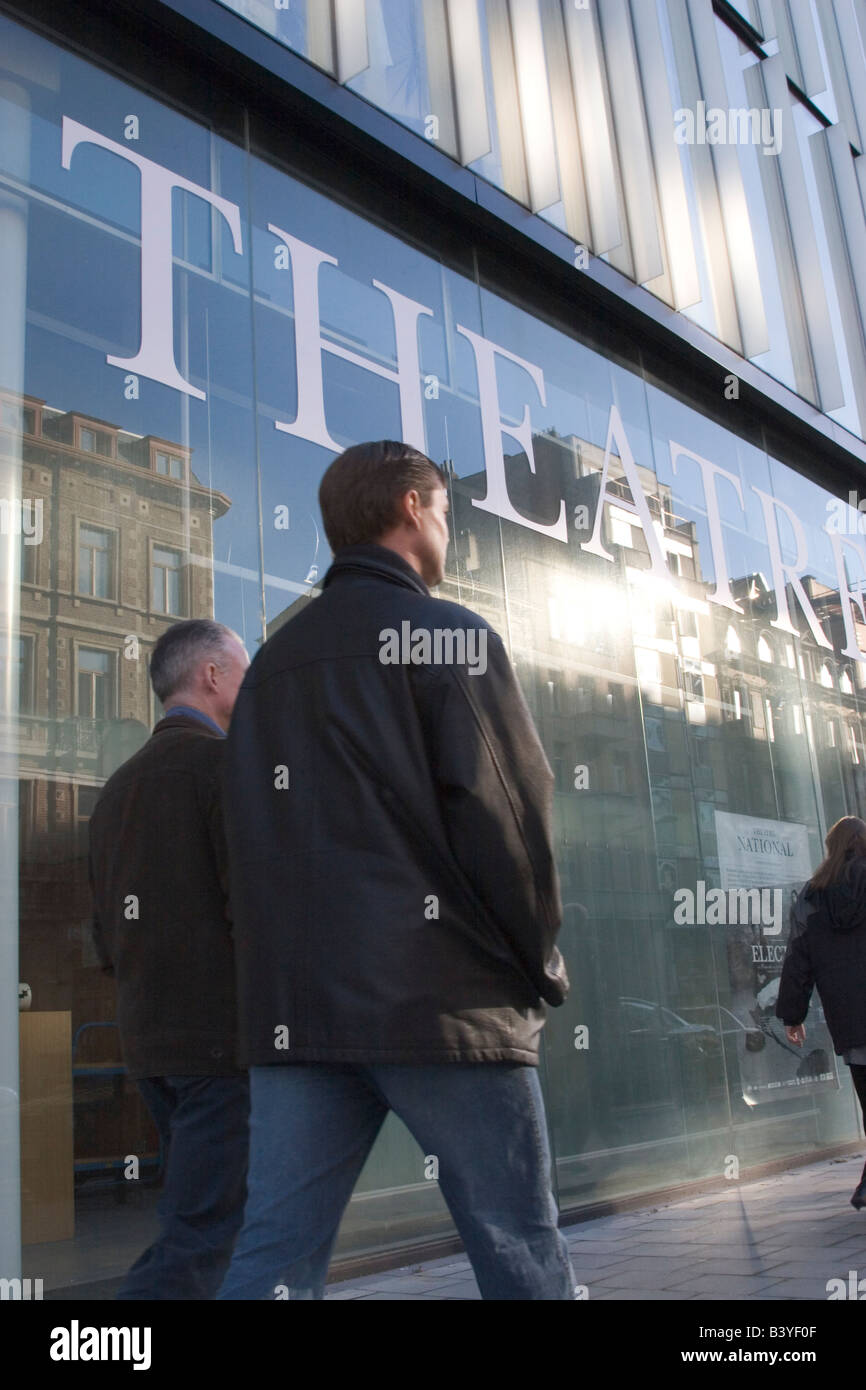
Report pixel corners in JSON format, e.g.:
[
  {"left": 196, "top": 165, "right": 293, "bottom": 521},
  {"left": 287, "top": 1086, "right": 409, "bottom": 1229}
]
[
  {"left": 318, "top": 440, "right": 448, "bottom": 552},
  {"left": 149, "top": 619, "right": 240, "bottom": 704}
]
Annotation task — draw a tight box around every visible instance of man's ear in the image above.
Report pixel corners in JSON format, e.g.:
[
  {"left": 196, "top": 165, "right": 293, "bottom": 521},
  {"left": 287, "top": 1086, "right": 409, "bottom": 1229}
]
[{"left": 401, "top": 488, "right": 422, "bottom": 529}]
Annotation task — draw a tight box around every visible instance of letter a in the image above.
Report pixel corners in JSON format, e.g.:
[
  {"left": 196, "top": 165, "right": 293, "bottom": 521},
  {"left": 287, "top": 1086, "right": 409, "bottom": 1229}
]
[
  {"left": 379, "top": 628, "right": 399, "bottom": 664},
  {"left": 581, "top": 405, "right": 671, "bottom": 584}
]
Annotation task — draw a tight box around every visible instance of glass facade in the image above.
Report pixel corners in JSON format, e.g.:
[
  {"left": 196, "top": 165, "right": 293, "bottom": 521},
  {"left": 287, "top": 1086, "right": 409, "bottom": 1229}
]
[
  {"left": 217, "top": 0, "right": 866, "bottom": 442},
  {"left": 2, "top": 7, "right": 866, "bottom": 1292}
]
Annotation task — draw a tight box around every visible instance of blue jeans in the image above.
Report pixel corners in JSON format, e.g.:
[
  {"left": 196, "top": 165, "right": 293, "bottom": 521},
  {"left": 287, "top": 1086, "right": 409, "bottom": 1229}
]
[
  {"left": 117, "top": 1074, "right": 250, "bottom": 1300},
  {"left": 216, "top": 1062, "right": 575, "bottom": 1301}
]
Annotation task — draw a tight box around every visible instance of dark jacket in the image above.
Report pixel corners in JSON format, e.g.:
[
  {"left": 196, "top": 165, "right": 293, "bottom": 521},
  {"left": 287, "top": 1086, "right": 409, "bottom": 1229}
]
[
  {"left": 223, "top": 543, "right": 569, "bottom": 1066},
  {"left": 776, "top": 856, "right": 866, "bottom": 1054},
  {"left": 89, "top": 714, "right": 241, "bottom": 1078}
]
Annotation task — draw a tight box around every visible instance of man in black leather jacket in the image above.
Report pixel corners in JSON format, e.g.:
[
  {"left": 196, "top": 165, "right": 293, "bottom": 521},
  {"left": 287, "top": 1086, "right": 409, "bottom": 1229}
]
[{"left": 218, "top": 439, "right": 574, "bottom": 1300}]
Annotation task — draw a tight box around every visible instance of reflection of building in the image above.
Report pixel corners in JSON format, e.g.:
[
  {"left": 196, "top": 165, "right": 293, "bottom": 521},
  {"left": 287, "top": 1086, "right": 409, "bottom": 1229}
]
[
  {"left": 440, "top": 429, "right": 866, "bottom": 896},
  {"left": 434, "top": 430, "right": 866, "bottom": 1147},
  {"left": 715, "top": 573, "right": 866, "bottom": 828},
  {"left": 1, "top": 389, "right": 230, "bottom": 1178},
  {"left": 266, "top": 590, "right": 316, "bottom": 638}
]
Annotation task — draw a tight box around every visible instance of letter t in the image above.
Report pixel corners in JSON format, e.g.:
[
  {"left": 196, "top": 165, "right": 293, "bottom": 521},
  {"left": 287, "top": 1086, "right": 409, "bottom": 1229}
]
[{"left": 61, "top": 117, "right": 244, "bottom": 399}]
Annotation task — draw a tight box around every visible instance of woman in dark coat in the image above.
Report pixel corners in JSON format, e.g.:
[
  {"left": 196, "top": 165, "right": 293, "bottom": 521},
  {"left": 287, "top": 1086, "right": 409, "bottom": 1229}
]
[{"left": 777, "top": 816, "right": 866, "bottom": 1210}]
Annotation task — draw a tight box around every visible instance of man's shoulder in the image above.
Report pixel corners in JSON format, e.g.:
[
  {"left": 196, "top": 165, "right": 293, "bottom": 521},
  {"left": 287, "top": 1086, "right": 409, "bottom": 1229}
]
[
  {"left": 251, "top": 586, "right": 501, "bottom": 675},
  {"left": 425, "top": 595, "right": 497, "bottom": 635},
  {"left": 93, "top": 721, "right": 222, "bottom": 812}
]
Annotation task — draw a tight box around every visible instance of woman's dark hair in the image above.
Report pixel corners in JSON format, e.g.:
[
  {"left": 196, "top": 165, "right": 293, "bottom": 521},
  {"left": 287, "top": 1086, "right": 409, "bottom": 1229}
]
[
  {"left": 318, "top": 439, "right": 448, "bottom": 552},
  {"left": 809, "top": 816, "right": 866, "bottom": 890}
]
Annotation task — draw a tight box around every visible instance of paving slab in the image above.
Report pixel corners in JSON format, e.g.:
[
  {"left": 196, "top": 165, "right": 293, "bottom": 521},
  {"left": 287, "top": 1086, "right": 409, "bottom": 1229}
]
[{"left": 323, "top": 1153, "right": 866, "bottom": 1301}]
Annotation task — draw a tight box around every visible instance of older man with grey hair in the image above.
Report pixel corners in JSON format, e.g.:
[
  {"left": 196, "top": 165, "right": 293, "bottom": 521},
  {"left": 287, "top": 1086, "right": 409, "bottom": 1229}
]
[{"left": 89, "top": 618, "right": 250, "bottom": 1299}]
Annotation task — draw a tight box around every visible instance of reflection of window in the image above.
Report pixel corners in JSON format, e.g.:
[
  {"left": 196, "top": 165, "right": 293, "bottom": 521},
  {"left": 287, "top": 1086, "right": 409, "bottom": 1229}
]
[
  {"left": 850, "top": 726, "right": 860, "bottom": 765},
  {"left": 606, "top": 681, "right": 626, "bottom": 715},
  {"left": 758, "top": 634, "right": 773, "bottom": 662},
  {"left": 2, "top": 401, "right": 35, "bottom": 434},
  {"left": 635, "top": 647, "right": 660, "bottom": 687},
  {"left": 75, "top": 783, "right": 102, "bottom": 853},
  {"left": 792, "top": 704, "right": 803, "bottom": 735},
  {"left": 610, "top": 516, "right": 633, "bottom": 547},
  {"left": 611, "top": 752, "right": 631, "bottom": 794},
  {"left": 692, "top": 729, "right": 712, "bottom": 767},
  {"left": 752, "top": 692, "right": 765, "bottom": 729},
  {"left": 819, "top": 663, "right": 834, "bottom": 689},
  {"left": 152, "top": 546, "right": 183, "bottom": 615},
  {"left": 725, "top": 625, "right": 741, "bottom": 655},
  {"left": 20, "top": 535, "right": 38, "bottom": 586},
  {"left": 841, "top": 668, "right": 855, "bottom": 695},
  {"left": 117, "top": 434, "right": 140, "bottom": 464},
  {"left": 13, "top": 635, "right": 34, "bottom": 714},
  {"left": 677, "top": 609, "right": 698, "bottom": 639},
  {"left": 827, "top": 719, "right": 837, "bottom": 747},
  {"left": 683, "top": 668, "right": 704, "bottom": 702},
  {"left": 78, "top": 525, "right": 114, "bottom": 598},
  {"left": 77, "top": 648, "right": 113, "bottom": 719},
  {"left": 155, "top": 451, "right": 184, "bottom": 479},
  {"left": 79, "top": 425, "right": 112, "bottom": 455},
  {"left": 76, "top": 784, "right": 101, "bottom": 825}
]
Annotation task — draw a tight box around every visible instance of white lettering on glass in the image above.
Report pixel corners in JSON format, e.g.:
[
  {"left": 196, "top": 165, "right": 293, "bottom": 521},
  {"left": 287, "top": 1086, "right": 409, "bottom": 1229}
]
[
  {"left": 61, "top": 117, "right": 244, "bottom": 400},
  {"left": 56, "top": 117, "right": 866, "bottom": 662}
]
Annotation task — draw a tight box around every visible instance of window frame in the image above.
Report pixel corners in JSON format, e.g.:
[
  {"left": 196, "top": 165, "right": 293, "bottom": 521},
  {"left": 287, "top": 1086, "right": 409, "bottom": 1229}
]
[
  {"left": 74, "top": 643, "right": 117, "bottom": 720},
  {"left": 76, "top": 520, "right": 118, "bottom": 602},
  {"left": 149, "top": 540, "right": 187, "bottom": 618}
]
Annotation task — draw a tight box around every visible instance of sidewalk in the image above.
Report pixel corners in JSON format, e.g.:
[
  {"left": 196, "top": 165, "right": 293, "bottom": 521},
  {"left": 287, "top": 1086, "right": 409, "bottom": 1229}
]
[{"left": 324, "top": 1152, "right": 866, "bottom": 1300}]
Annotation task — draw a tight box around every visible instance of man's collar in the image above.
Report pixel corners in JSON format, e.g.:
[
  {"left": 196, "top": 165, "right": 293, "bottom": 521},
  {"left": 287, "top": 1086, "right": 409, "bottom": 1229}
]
[
  {"left": 161, "top": 704, "right": 226, "bottom": 737},
  {"left": 322, "top": 543, "right": 431, "bottom": 597}
]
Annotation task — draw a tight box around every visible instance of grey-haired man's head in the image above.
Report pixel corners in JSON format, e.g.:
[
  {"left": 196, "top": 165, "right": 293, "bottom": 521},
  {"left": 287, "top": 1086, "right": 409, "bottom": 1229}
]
[{"left": 150, "top": 619, "right": 249, "bottom": 732}]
